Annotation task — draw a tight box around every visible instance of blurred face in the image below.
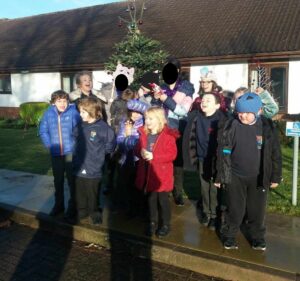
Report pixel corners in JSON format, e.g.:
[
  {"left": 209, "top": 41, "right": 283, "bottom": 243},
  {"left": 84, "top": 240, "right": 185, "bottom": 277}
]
[
  {"left": 145, "top": 114, "right": 159, "bottom": 133},
  {"left": 200, "top": 94, "right": 220, "bottom": 116},
  {"left": 54, "top": 98, "right": 68, "bottom": 113},
  {"left": 80, "top": 108, "right": 94, "bottom": 123},
  {"left": 131, "top": 111, "right": 142, "bottom": 122},
  {"left": 79, "top": 74, "right": 93, "bottom": 95},
  {"left": 237, "top": 112, "right": 256, "bottom": 125},
  {"left": 200, "top": 80, "right": 213, "bottom": 92}
]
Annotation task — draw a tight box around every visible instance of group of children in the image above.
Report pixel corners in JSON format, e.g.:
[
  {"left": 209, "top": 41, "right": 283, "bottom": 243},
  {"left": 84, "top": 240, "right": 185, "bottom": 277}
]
[{"left": 39, "top": 62, "right": 282, "bottom": 250}]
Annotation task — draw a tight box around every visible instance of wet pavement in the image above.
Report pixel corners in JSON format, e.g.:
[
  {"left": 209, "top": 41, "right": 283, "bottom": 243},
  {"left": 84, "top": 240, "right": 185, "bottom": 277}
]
[
  {"left": 0, "top": 169, "right": 300, "bottom": 281},
  {"left": 0, "top": 223, "right": 225, "bottom": 281}
]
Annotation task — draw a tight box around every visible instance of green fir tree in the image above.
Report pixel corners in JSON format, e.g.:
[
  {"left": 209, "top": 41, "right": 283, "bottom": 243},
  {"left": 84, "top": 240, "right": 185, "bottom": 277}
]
[{"left": 105, "top": 33, "right": 168, "bottom": 90}]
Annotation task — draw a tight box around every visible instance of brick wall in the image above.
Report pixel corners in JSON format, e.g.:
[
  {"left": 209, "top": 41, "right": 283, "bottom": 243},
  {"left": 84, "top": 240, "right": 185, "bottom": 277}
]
[{"left": 0, "top": 107, "right": 20, "bottom": 119}]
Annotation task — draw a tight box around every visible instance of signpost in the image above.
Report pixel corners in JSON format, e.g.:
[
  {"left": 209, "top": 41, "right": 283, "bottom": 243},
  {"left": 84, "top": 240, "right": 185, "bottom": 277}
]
[{"left": 285, "top": 122, "right": 300, "bottom": 206}]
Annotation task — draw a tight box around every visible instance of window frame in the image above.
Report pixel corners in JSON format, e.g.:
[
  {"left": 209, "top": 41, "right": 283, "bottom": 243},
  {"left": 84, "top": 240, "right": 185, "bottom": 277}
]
[
  {"left": 248, "top": 62, "right": 288, "bottom": 113},
  {"left": 0, "top": 74, "right": 12, "bottom": 95},
  {"left": 60, "top": 72, "right": 77, "bottom": 93}
]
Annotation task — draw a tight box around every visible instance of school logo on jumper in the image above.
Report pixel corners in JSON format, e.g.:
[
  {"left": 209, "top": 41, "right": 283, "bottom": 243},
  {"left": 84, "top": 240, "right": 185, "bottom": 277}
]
[
  {"left": 90, "top": 131, "right": 96, "bottom": 141},
  {"left": 81, "top": 169, "right": 87, "bottom": 174},
  {"left": 256, "top": 135, "right": 263, "bottom": 149}
]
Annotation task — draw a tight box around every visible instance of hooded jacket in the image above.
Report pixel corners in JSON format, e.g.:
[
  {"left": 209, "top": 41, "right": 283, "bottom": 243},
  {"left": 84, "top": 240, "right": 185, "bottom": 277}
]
[{"left": 135, "top": 126, "right": 179, "bottom": 192}]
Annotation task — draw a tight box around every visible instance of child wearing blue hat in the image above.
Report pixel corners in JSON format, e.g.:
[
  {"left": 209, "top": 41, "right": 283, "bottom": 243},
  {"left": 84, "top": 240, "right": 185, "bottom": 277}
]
[{"left": 215, "top": 92, "right": 282, "bottom": 250}]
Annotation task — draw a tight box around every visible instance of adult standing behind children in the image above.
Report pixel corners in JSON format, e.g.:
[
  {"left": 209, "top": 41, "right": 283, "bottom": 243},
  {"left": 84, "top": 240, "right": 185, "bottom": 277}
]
[
  {"left": 39, "top": 90, "right": 81, "bottom": 219},
  {"left": 73, "top": 97, "right": 115, "bottom": 225},
  {"left": 154, "top": 57, "right": 194, "bottom": 206},
  {"left": 69, "top": 71, "right": 107, "bottom": 121},
  {"left": 135, "top": 107, "right": 179, "bottom": 237},
  {"left": 215, "top": 92, "right": 282, "bottom": 250}
]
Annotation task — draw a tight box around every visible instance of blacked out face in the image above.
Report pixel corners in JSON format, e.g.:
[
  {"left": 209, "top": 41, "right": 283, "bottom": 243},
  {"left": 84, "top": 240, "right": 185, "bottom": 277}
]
[
  {"left": 162, "top": 63, "right": 178, "bottom": 85},
  {"left": 115, "top": 74, "right": 128, "bottom": 91}
]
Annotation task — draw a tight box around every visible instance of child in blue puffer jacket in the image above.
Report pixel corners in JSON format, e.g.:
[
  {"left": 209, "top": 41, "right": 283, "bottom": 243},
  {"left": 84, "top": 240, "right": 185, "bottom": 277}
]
[{"left": 39, "top": 90, "right": 81, "bottom": 219}]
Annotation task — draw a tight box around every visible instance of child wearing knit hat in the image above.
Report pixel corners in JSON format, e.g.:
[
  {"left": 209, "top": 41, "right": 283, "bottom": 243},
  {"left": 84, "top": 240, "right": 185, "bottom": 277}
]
[{"left": 214, "top": 92, "right": 282, "bottom": 251}]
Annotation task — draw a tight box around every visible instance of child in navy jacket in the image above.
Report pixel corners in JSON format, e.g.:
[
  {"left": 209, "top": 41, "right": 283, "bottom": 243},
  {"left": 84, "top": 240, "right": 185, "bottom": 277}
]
[
  {"left": 39, "top": 90, "right": 81, "bottom": 218},
  {"left": 73, "top": 97, "right": 115, "bottom": 224}
]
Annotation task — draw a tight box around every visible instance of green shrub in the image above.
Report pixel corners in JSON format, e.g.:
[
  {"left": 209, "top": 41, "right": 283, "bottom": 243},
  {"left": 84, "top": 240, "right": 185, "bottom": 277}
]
[
  {"left": 0, "top": 118, "right": 25, "bottom": 129},
  {"left": 19, "top": 102, "right": 49, "bottom": 127}
]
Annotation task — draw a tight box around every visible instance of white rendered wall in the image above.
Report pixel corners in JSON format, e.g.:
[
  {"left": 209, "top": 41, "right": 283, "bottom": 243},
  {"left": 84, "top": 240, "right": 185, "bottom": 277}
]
[
  {"left": 0, "top": 73, "right": 61, "bottom": 107},
  {"left": 190, "top": 63, "right": 248, "bottom": 99},
  {"left": 288, "top": 61, "right": 300, "bottom": 114}
]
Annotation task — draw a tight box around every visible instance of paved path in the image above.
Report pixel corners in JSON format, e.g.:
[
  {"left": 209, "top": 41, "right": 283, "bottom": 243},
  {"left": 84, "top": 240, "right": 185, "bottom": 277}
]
[
  {"left": 0, "top": 223, "right": 224, "bottom": 281},
  {"left": 0, "top": 169, "right": 300, "bottom": 281}
]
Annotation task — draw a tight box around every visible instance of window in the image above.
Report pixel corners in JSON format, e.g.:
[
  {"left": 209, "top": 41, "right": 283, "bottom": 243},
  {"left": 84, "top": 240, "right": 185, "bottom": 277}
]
[
  {"left": 249, "top": 62, "right": 288, "bottom": 112},
  {"left": 0, "top": 74, "right": 12, "bottom": 94},
  {"left": 61, "top": 73, "right": 76, "bottom": 93}
]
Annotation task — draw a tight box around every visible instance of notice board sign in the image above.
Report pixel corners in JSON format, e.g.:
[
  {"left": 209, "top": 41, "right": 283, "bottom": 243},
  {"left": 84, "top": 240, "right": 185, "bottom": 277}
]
[{"left": 286, "top": 122, "right": 300, "bottom": 137}]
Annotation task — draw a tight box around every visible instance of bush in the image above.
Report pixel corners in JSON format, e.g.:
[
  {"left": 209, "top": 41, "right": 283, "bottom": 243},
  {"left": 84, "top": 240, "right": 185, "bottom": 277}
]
[
  {"left": 0, "top": 118, "right": 25, "bottom": 129},
  {"left": 19, "top": 102, "right": 49, "bottom": 127}
]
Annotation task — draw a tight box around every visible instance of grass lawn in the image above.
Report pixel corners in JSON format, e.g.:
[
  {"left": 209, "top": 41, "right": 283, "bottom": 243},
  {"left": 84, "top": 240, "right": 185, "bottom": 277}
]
[{"left": 0, "top": 127, "right": 299, "bottom": 216}]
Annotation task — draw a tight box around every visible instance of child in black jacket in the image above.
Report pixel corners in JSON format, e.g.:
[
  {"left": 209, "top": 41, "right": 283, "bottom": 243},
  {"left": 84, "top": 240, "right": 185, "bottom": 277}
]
[
  {"left": 73, "top": 97, "right": 115, "bottom": 224},
  {"left": 215, "top": 92, "right": 282, "bottom": 250}
]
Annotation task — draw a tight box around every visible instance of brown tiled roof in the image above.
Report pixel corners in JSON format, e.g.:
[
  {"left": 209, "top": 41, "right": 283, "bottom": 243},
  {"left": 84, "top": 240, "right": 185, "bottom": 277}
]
[{"left": 0, "top": 0, "right": 300, "bottom": 72}]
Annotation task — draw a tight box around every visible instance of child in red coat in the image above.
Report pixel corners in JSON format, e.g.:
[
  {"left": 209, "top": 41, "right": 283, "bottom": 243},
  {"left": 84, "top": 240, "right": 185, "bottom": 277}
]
[{"left": 135, "top": 107, "right": 179, "bottom": 238}]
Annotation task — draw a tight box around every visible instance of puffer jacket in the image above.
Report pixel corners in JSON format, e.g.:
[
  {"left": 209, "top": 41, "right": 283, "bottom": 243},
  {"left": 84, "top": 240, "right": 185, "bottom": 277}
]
[
  {"left": 215, "top": 116, "right": 282, "bottom": 187},
  {"left": 39, "top": 104, "right": 81, "bottom": 156},
  {"left": 135, "top": 126, "right": 180, "bottom": 192}
]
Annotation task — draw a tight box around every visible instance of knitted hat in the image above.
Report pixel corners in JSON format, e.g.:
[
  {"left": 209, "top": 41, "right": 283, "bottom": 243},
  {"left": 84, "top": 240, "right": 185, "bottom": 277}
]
[
  {"left": 235, "top": 92, "right": 262, "bottom": 116},
  {"left": 127, "top": 99, "right": 149, "bottom": 114},
  {"left": 200, "top": 67, "right": 217, "bottom": 83}
]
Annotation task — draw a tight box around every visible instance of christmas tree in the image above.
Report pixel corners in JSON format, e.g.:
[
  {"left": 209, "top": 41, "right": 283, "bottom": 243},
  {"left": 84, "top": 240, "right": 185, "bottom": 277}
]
[{"left": 104, "top": 0, "right": 168, "bottom": 90}]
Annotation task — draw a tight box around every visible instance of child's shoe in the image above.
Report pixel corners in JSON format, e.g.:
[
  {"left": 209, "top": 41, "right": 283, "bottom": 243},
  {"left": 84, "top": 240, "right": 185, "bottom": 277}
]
[
  {"left": 223, "top": 237, "right": 238, "bottom": 250},
  {"left": 156, "top": 225, "right": 170, "bottom": 238},
  {"left": 145, "top": 222, "right": 156, "bottom": 237},
  {"left": 208, "top": 218, "right": 216, "bottom": 231},
  {"left": 200, "top": 213, "right": 209, "bottom": 226},
  {"left": 252, "top": 239, "right": 266, "bottom": 251}
]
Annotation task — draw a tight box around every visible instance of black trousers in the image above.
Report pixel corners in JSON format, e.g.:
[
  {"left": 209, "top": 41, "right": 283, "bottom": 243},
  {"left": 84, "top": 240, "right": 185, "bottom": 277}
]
[
  {"left": 75, "top": 177, "right": 101, "bottom": 219},
  {"left": 51, "top": 154, "right": 75, "bottom": 212},
  {"left": 198, "top": 161, "right": 218, "bottom": 219},
  {"left": 173, "top": 135, "right": 184, "bottom": 199},
  {"left": 224, "top": 173, "right": 268, "bottom": 240},
  {"left": 147, "top": 192, "right": 171, "bottom": 226}
]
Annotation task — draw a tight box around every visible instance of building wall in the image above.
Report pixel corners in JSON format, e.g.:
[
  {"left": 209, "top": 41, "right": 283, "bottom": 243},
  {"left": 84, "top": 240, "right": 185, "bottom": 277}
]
[
  {"left": 190, "top": 63, "right": 248, "bottom": 98},
  {"left": 288, "top": 61, "right": 300, "bottom": 114},
  {"left": 0, "top": 72, "right": 61, "bottom": 107}
]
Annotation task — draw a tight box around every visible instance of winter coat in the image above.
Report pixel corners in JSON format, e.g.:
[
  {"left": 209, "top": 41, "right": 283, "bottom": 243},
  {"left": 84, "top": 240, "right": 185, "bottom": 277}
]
[
  {"left": 182, "top": 109, "right": 227, "bottom": 178},
  {"left": 259, "top": 90, "right": 279, "bottom": 119},
  {"left": 135, "top": 126, "right": 179, "bottom": 192},
  {"left": 39, "top": 104, "right": 80, "bottom": 156},
  {"left": 161, "top": 79, "right": 194, "bottom": 131},
  {"left": 73, "top": 119, "right": 116, "bottom": 179},
  {"left": 110, "top": 97, "right": 128, "bottom": 133},
  {"left": 215, "top": 116, "right": 282, "bottom": 188},
  {"left": 69, "top": 89, "right": 108, "bottom": 122}
]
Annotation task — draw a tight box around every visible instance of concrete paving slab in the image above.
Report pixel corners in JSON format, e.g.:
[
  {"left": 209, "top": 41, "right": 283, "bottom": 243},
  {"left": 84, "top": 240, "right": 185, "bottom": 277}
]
[{"left": 0, "top": 169, "right": 299, "bottom": 281}]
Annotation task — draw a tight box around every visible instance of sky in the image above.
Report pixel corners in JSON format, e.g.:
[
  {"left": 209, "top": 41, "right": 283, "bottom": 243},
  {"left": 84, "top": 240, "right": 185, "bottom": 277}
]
[{"left": 0, "top": 0, "right": 121, "bottom": 19}]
